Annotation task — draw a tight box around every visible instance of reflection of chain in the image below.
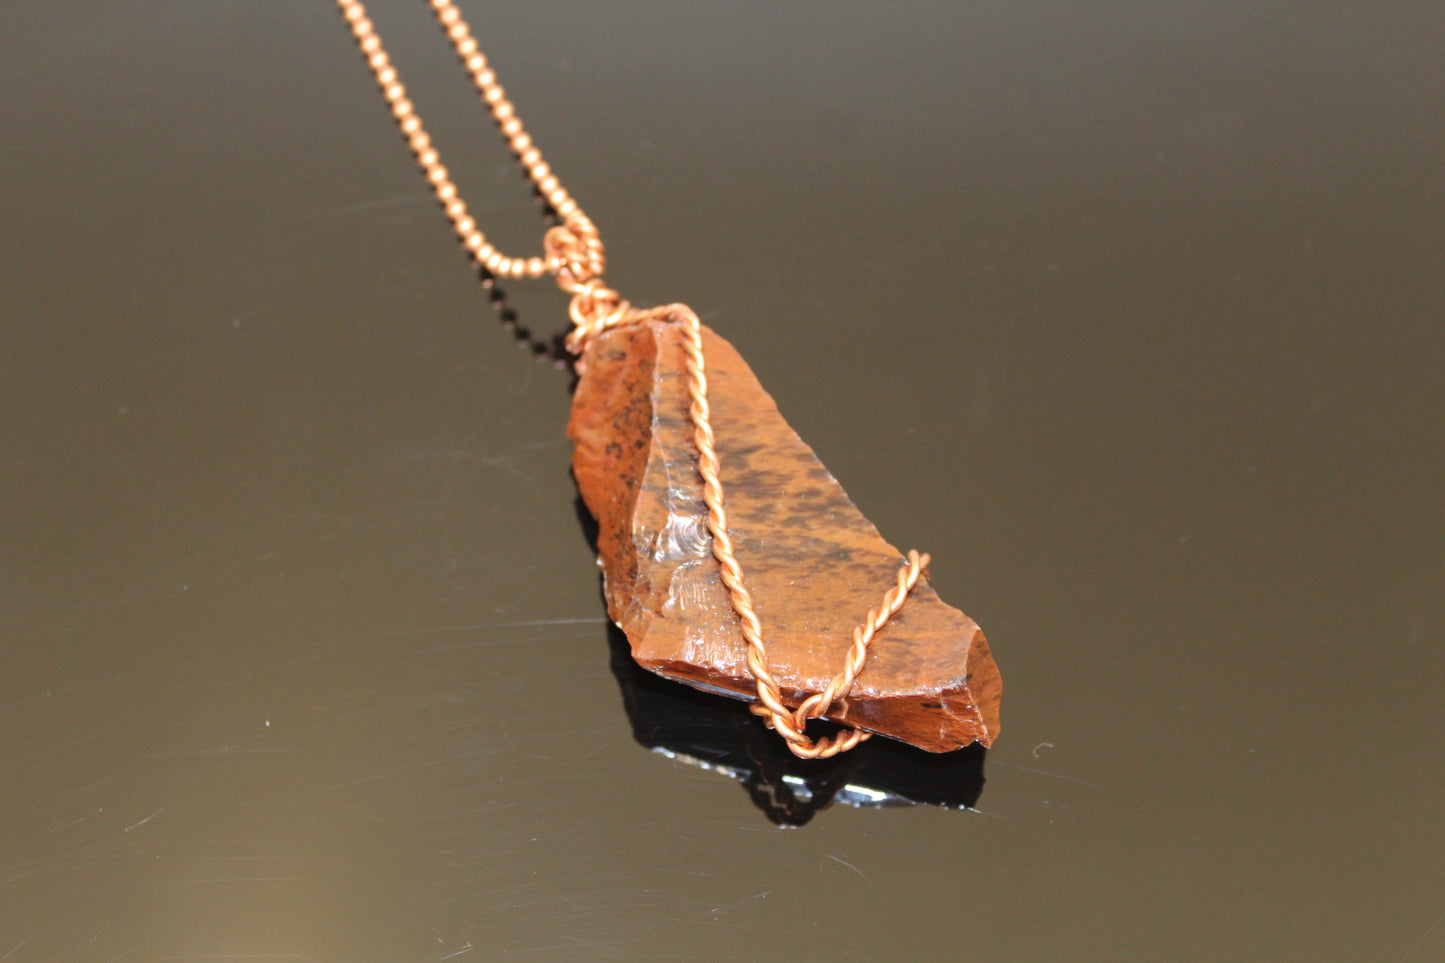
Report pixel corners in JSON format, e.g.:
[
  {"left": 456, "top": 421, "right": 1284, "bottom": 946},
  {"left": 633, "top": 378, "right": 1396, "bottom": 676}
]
[{"left": 336, "top": 0, "right": 604, "bottom": 293}]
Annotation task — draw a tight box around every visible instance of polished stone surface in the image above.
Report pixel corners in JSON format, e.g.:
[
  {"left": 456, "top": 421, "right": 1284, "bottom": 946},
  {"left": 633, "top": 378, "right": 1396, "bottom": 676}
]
[
  {"left": 2, "top": 2, "right": 1443, "bottom": 960},
  {"left": 570, "top": 319, "right": 1000, "bottom": 751}
]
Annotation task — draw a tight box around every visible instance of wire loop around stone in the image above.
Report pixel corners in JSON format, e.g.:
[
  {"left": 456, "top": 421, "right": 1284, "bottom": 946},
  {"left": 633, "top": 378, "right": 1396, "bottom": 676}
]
[
  {"left": 748, "top": 550, "right": 930, "bottom": 758},
  {"left": 568, "top": 299, "right": 933, "bottom": 760}
]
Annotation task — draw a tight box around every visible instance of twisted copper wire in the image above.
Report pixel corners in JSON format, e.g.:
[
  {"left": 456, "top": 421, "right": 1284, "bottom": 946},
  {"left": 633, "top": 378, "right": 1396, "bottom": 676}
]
[
  {"left": 337, "top": 0, "right": 932, "bottom": 759},
  {"left": 572, "top": 305, "right": 929, "bottom": 760}
]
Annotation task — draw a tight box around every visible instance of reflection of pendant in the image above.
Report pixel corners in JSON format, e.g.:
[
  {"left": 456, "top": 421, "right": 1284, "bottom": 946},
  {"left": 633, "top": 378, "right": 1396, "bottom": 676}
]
[
  {"left": 607, "top": 623, "right": 987, "bottom": 826},
  {"left": 570, "top": 317, "right": 1003, "bottom": 753}
]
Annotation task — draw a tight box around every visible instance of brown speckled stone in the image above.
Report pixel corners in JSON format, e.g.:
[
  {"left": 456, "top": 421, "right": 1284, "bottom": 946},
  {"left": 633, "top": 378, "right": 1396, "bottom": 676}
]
[{"left": 569, "top": 320, "right": 1001, "bottom": 752}]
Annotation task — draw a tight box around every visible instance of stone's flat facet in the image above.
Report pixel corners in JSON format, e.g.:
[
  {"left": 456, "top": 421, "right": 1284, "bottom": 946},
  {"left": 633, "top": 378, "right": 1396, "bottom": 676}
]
[{"left": 568, "top": 320, "right": 1002, "bottom": 752}]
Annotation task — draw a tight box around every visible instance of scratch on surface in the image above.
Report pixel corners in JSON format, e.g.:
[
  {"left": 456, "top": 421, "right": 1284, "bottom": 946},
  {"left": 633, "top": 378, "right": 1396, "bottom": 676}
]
[
  {"left": 1012, "top": 763, "right": 1160, "bottom": 812},
  {"left": 123, "top": 806, "right": 166, "bottom": 832},
  {"left": 560, "top": 894, "right": 601, "bottom": 920},
  {"left": 378, "top": 616, "right": 606, "bottom": 640},
  {"left": 707, "top": 890, "right": 771, "bottom": 915},
  {"left": 826, "top": 853, "right": 871, "bottom": 885},
  {"left": 438, "top": 944, "right": 474, "bottom": 961},
  {"left": 1032, "top": 741, "right": 1055, "bottom": 758},
  {"left": 1017, "top": 766, "right": 1103, "bottom": 789},
  {"left": 1398, "top": 905, "right": 1445, "bottom": 962},
  {"left": 0, "top": 933, "right": 36, "bottom": 962},
  {"left": 178, "top": 877, "right": 300, "bottom": 883},
  {"left": 158, "top": 948, "right": 328, "bottom": 954},
  {"left": 562, "top": 934, "right": 621, "bottom": 951}
]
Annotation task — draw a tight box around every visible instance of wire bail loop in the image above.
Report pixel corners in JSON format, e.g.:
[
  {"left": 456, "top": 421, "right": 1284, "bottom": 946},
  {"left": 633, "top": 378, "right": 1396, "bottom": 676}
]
[{"left": 545, "top": 220, "right": 606, "bottom": 293}]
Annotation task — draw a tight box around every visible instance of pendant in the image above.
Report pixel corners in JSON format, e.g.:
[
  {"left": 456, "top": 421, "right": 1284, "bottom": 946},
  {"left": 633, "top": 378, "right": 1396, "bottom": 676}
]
[
  {"left": 333, "top": 0, "right": 1001, "bottom": 757},
  {"left": 569, "top": 316, "right": 1002, "bottom": 753}
]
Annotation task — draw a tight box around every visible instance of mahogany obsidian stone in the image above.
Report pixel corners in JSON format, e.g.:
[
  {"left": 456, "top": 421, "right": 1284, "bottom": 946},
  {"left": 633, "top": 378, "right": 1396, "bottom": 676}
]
[{"left": 568, "top": 319, "right": 1001, "bottom": 752}]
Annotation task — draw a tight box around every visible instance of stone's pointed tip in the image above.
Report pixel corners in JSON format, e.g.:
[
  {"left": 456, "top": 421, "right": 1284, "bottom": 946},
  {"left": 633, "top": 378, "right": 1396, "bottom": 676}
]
[
  {"left": 960, "top": 625, "right": 1003, "bottom": 748},
  {"left": 569, "top": 318, "right": 1002, "bottom": 754}
]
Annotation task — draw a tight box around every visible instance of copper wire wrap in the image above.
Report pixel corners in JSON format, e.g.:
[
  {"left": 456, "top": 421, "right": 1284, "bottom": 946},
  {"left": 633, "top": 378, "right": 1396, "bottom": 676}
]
[
  {"left": 569, "top": 304, "right": 933, "bottom": 759},
  {"left": 338, "top": 0, "right": 932, "bottom": 759}
]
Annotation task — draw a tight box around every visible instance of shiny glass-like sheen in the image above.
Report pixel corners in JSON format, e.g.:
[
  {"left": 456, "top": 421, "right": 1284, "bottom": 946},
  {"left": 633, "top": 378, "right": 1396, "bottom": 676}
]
[{"left": 1, "top": 2, "right": 1442, "bottom": 960}]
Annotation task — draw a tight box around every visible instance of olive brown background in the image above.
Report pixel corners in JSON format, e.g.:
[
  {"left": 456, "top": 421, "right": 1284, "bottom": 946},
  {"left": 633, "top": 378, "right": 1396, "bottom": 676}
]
[{"left": 3, "top": 2, "right": 1442, "bottom": 960}]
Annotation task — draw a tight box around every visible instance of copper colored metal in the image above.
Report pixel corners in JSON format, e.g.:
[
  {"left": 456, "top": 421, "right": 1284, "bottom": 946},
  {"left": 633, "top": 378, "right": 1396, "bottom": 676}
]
[
  {"left": 569, "top": 317, "right": 1002, "bottom": 753},
  {"left": 337, "top": 0, "right": 1002, "bottom": 757},
  {"left": 337, "top": 0, "right": 601, "bottom": 285}
]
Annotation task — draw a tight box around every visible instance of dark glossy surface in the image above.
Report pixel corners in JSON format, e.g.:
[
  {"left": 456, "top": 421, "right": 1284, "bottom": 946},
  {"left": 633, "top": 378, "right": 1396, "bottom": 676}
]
[{"left": 3, "top": 3, "right": 1442, "bottom": 960}]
